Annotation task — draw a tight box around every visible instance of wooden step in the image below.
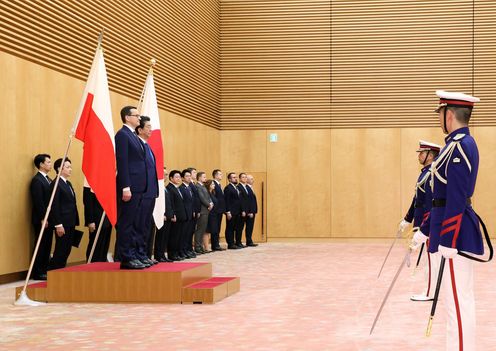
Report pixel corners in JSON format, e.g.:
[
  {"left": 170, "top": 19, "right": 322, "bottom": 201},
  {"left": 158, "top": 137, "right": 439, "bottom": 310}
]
[
  {"left": 182, "top": 277, "right": 240, "bottom": 304},
  {"left": 15, "top": 282, "right": 48, "bottom": 302}
]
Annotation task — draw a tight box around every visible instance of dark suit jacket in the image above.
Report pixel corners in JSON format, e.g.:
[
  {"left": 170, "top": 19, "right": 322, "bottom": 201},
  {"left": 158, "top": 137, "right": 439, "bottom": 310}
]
[
  {"left": 49, "top": 178, "right": 79, "bottom": 228},
  {"left": 166, "top": 183, "right": 187, "bottom": 222},
  {"left": 83, "top": 187, "right": 110, "bottom": 228},
  {"left": 143, "top": 143, "right": 158, "bottom": 199},
  {"left": 164, "top": 186, "right": 174, "bottom": 219},
  {"left": 224, "top": 183, "right": 241, "bottom": 216},
  {"left": 30, "top": 172, "right": 51, "bottom": 226},
  {"left": 180, "top": 184, "right": 194, "bottom": 220},
  {"left": 247, "top": 185, "right": 258, "bottom": 214},
  {"left": 190, "top": 182, "right": 201, "bottom": 214},
  {"left": 213, "top": 181, "right": 226, "bottom": 214},
  {"left": 237, "top": 184, "right": 250, "bottom": 213},
  {"left": 115, "top": 125, "right": 147, "bottom": 194}
]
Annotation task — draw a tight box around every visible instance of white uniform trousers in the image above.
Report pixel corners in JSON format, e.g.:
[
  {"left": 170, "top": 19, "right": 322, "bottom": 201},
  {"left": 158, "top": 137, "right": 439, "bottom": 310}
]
[{"left": 441, "top": 254, "right": 475, "bottom": 351}]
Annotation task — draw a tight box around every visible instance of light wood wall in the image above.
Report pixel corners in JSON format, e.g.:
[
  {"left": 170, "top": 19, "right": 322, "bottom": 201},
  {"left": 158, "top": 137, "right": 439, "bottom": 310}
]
[
  {"left": 0, "top": 51, "right": 220, "bottom": 276},
  {"left": 0, "top": 0, "right": 220, "bottom": 128}
]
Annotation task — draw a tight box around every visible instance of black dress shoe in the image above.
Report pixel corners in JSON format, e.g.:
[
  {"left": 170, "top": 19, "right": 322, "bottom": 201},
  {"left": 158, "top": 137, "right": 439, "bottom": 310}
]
[
  {"left": 33, "top": 273, "right": 47, "bottom": 280},
  {"left": 236, "top": 243, "right": 245, "bottom": 248},
  {"left": 158, "top": 257, "right": 172, "bottom": 263},
  {"left": 228, "top": 245, "right": 240, "bottom": 250},
  {"left": 212, "top": 247, "right": 225, "bottom": 251},
  {"left": 120, "top": 260, "right": 146, "bottom": 270},
  {"left": 139, "top": 259, "right": 152, "bottom": 267},
  {"left": 185, "top": 251, "right": 196, "bottom": 258},
  {"left": 194, "top": 248, "right": 204, "bottom": 254},
  {"left": 246, "top": 243, "right": 259, "bottom": 247}
]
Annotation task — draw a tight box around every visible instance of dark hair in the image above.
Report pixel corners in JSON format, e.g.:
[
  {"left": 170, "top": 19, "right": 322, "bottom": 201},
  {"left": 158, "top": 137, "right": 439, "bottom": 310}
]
[
  {"left": 205, "top": 179, "right": 215, "bottom": 194},
  {"left": 239, "top": 172, "right": 247, "bottom": 179},
  {"left": 136, "top": 115, "right": 150, "bottom": 134},
  {"left": 212, "top": 169, "right": 221, "bottom": 177},
  {"left": 54, "top": 157, "right": 71, "bottom": 173},
  {"left": 227, "top": 172, "right": 236, "bottom": 180},
  {"left": 34, "top": 154, "right": 50, "bottom": 169},
  {"left": 181, "top": 169, "right": 191, "bottom": 178},
  {"left": 120, "top": 106, "right": 137, "bottom": 123},
  {"left": 448, "top": 107, "right": 472, "bottom": 124},
  {"left": 169, "top": 170, "right": 181, "bottom": 180},
  {"left": 197, "top": 171, "right": 205, "bottom": 180},
  {"left": 187, "top": 167, "right": 197, "bottom": 172}
]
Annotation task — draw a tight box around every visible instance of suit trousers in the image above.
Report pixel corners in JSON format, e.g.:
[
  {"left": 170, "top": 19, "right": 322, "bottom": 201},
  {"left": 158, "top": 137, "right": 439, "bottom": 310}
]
[
  {"left": 442, "top": 255, "right": 475, "bottom": 351},
  {"left": 49, "top": 227, "right": 75, "bottom": 270},
  {"left": 225, "top": 214, "right": 241, "bottom": 246},
  {"left": 168, "top": 221, "right": 184, "bottom": 257},
  {"left": 136, "top": 197, "right": 155, "bottom": 259},
  {"left": 182, "top": 219, "right": 195, "bottom": 252},
  {"left": 235, "top": 215, "right": 245, "bottom": 245},
  {"left": 245, "top": 215, "right": 256, "bottom": 244},
  {"left": 116, "top": 193, "right": 143, "bottom": 262},
  {"left": 86, "top": 225, "right": 112, "bottom": 262},
  {"left": 211, "top": 213, "right": 223, "bottom": 248},
  {"left": 154, "top": 220, "right": 171, "bottom": 259},
  {"left": 194, "top": 213, "right": 208, "bottom": 249},
  {"left": 32, "top": 224, "right": 53, "bottom": 276}
]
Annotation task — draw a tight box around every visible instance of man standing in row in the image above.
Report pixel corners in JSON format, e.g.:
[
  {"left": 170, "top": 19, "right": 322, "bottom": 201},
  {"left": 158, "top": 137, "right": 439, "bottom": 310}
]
[
  {"left": 212, "top": 169, "right": 226, "bottom": 251},
  {"left": 224, "top": 172, "right": 243, "bottom": 249},
  {"left": 29, "top": 154, "right": 53, "bottom": 280},
  {"left": 135, "top": 116, "right": 158, "bottom": 266},
  {"left": 49, "top": 158, "right": 79, "bottom": 270},
  {"left": 245, "top": 174, "right": 259, "bottom": 247},
  {"left": 115, "top": 106, "right": 147, "bottom": 270}
]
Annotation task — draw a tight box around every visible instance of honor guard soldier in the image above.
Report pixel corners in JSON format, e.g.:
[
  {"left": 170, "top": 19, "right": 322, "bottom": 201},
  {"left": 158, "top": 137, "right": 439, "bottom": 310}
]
[
  {"left": 411, "top": 90, "right": 492, "bottom": 351},
  {"left": 402, "top": 140, "right": 440, "bottom": 302}
]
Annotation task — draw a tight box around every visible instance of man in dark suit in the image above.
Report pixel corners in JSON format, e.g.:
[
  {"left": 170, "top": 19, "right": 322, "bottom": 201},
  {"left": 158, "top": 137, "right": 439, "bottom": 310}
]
[
  {"left": 154, "top": 167, "right": 173, "bottom": 262},
  {"left": 135, "top": 116, "right": 158, "bottom": 265},
  {"left": 245, "top": 174, "right": 259, "bottom": 247},
  {"left": 224, "top": 172, "right": 243, "bottom": 249},
  {"left": 49, "top": 158, "right": 80, "bottom": 270},
  {"left": 29, "top": 154, "right": 53, "bottom": 280},
  {"left": 187, "top": 167, "right": 202, "bottom": 250},
  {"left": 212, "top": 169, "right": 226, "bottom": 251},
  {"left": 83, "top": 186, "right": 112, "bottom": 262},
  {"left": 237, "top": 173, "right": 250, "bottom": 248},
  {"left": 166, "top": 170, "right": 187, "bottom": 261},
  {"left": 115, "top": 106, "right": 147, "bottom": 270},
  {"left": 180, "top": 169, "right": 196, "bottom": 258}
]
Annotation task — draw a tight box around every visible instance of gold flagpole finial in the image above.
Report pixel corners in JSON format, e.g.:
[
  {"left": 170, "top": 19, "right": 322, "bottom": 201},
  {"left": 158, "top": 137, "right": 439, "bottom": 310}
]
[
  {"left": 98, "top": 28, "right": 105, "bottom": 46},
  {"left": 149, "top": 58, "right": 157, "bottom": 67}
]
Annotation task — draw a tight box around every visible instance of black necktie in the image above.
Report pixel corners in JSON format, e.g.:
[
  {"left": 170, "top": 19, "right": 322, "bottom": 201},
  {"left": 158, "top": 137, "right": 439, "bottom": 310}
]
[{"left": 46, "top": 175, "right": 52, "bottom": 184}]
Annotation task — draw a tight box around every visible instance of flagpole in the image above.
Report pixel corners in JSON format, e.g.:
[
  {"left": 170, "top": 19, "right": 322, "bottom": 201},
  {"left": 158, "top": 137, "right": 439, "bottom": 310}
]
[
  {"left": 15, "top": 30, "right": 105, "bottom": 306},
  {"left": 137, "top": 59, "right": 157, "bottom": 112},
  {"left": 15, "top": 134, "right": 74, "bottom": 306},
  {"left": 87, "top": 212, "right": 106, "bottom": 263}
]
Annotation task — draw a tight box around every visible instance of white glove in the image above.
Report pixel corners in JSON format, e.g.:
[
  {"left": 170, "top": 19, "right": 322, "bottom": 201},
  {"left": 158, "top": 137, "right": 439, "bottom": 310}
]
[
  {"left": 399, "top": 219, "right": 411, "bottom": 232},
  {"left": 439, "top": 245, "right": 458, "bottom": 259},
  {"left": 410, "top": 230, "right": 428, "bottom": 250}
]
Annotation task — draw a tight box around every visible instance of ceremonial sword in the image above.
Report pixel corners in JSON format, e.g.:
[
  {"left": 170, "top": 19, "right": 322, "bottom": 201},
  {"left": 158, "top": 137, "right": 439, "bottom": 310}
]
[
  {"left": 370, "top": 246, "right": 412, "bottom": 335},
  {"left": 377, "top": 227, "right": 403, "bottom": 279},
  {"left": 412, "top": 242, "right": 425, "bottom": 276}
]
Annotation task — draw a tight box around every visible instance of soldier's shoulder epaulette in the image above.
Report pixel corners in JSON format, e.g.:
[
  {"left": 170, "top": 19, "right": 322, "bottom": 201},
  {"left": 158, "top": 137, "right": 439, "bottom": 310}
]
[{"left": 453, "top": 133, "right": 466, "bottom": 141}]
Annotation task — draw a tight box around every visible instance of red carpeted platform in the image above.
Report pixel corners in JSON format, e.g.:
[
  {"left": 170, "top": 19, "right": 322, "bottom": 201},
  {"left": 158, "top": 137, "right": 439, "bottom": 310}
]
[{"left": 16, "top": 262, "right": 240, "bottom": 304}]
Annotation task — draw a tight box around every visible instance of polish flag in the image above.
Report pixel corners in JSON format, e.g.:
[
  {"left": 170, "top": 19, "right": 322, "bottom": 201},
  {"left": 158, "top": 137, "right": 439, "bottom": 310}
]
[
  {"left": 139, "top": 68, "right": 165, "bottom": 229},
  {"left": 73, "top": 43, "right": 117, "bottom": 225}
]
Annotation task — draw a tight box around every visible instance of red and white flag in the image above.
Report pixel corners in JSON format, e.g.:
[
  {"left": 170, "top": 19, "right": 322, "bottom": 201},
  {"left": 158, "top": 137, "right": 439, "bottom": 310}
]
[
  {"left": 139, "top": 69, "right": 165, "bottom": 229},
  {"left": 73, "top": 43, "right": 117, "bottom": 225}
]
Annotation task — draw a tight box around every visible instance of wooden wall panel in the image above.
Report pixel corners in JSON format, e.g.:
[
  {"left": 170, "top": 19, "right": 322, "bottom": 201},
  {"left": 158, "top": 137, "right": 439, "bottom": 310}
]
[
  {"left": 220, "top": 130, "right": 267, "bottom": 173},
  {"left": 266, "top": 130, "right": 331, "bottom": 237},
  {"left": 0, "top": 0, "right": 220, "bottom": 128},
  {"left": 219, "top": 0, "right": 331, "bottom": 129},
  {"left": 331, "top": 0, "right": 474, "bottom": 128},
  {"left": 331, "top": 129, "right": 401, "bottom": 237},
  {"left": 0, "top": 51, "right": 220, "bottom": 275}
]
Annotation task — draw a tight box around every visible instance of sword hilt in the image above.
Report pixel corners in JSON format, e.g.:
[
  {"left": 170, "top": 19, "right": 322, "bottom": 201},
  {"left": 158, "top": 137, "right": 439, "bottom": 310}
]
[{"left": 425, "top": 316, "right": 433, "bottom": 337}]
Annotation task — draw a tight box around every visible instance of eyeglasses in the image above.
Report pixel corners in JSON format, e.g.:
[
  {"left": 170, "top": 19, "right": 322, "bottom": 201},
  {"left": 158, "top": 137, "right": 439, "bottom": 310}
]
[{"left": 128, "top": 114, "right": 141, "bottom": 118}]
